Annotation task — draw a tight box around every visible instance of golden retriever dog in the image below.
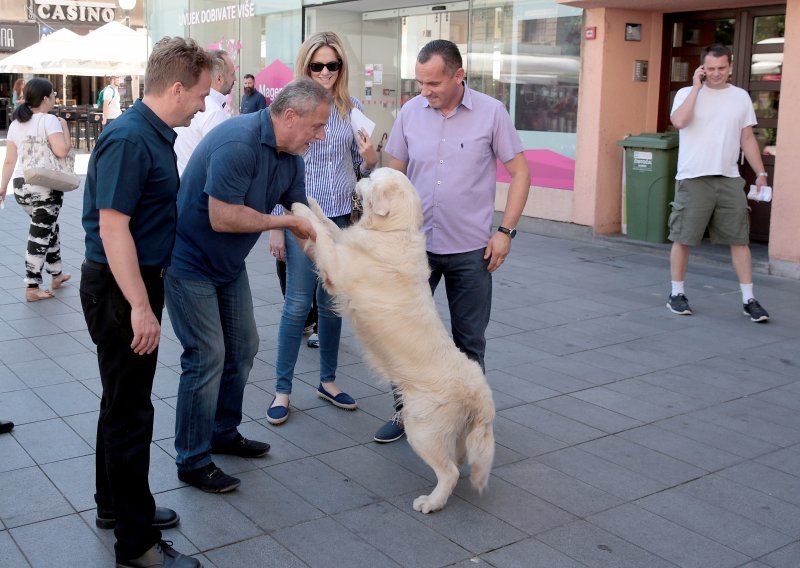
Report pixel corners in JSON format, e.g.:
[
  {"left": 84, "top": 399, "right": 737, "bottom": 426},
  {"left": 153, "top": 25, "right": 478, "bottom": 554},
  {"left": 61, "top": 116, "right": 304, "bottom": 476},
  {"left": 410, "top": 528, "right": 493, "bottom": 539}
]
[{"left": 292, "top": 167, "right": 495, "bottom": 513}]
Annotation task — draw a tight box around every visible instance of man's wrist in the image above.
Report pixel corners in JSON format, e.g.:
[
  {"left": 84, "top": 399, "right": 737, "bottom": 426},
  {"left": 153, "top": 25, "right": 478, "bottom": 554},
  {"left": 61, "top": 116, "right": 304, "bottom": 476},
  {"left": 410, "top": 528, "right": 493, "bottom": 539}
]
[{"left": 756, "top": 172, "right": 768, "bottom": 178}]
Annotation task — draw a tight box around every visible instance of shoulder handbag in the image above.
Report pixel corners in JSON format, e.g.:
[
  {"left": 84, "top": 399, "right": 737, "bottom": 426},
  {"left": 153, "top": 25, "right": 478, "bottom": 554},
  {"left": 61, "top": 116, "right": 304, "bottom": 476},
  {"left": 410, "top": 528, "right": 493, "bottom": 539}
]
[{"left": 20, "top": 114, "right": 80, "bottom": 192}]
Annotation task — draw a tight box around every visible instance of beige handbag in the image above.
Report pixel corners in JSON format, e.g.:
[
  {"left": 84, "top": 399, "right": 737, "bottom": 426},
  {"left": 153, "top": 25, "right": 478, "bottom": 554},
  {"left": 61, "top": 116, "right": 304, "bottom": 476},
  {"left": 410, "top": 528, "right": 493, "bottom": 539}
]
[{"left": 21, "top": 114, "right": 80, "bottom": 192}]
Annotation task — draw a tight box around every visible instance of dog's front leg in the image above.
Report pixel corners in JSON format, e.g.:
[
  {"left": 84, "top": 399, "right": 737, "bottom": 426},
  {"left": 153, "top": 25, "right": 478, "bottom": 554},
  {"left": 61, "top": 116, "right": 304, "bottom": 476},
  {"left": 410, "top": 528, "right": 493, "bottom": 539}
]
[{"left": 308, "top": 197, "right": 342, "bottom": 236}]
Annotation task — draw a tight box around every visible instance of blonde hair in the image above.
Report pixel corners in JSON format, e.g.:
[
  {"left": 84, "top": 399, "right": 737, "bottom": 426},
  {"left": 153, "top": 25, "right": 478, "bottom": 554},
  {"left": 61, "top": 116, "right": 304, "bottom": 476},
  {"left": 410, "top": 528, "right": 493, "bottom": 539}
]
[{"left": 295, "top": 31, "right": 352, "bottom": 119}]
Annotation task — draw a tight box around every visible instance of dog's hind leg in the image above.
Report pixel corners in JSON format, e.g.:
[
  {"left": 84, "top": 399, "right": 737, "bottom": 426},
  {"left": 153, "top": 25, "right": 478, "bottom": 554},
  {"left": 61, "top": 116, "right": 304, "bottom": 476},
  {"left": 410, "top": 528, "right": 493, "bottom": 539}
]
[{"left": 407, "top": 433, "right": 460, "bottom": 514}]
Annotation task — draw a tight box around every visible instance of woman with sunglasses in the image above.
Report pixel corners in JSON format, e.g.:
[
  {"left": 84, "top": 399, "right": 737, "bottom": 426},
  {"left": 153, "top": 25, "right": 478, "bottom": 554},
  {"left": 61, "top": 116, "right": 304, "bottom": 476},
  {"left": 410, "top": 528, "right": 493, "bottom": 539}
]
[
  {"left": 268, "top": 31, "right": 378, "bottom": 424},
  {"left": 0, "top": 78, "right": 72, "bottom": 301}
]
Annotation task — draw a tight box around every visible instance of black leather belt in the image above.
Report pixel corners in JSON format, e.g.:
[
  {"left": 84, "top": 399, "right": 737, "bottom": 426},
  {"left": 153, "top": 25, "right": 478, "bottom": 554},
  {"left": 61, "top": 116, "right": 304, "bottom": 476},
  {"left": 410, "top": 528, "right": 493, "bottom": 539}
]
[{"left": 83, "top": 258, "right": 165, "bottom": 277}]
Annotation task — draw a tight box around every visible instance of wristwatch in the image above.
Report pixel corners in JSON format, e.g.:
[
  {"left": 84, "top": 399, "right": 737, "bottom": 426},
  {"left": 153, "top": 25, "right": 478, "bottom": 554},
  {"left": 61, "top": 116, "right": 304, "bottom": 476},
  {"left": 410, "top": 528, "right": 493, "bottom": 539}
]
[
  {"left": 498, "top": 226, "right": 517, "bottom": 239},
  {"left": 756, "top": 172, "right": 768, "bottom": 177}
]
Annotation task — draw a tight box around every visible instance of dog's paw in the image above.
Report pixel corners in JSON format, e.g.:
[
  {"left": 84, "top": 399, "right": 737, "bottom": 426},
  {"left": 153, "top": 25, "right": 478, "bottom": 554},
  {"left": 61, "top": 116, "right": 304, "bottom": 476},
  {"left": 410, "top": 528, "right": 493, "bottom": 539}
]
[
  {"left": 308, "top": 198, "right": 326, "bottom": 218},
  {"left": 413, "top": 494, "right": 443, "bottom": 514},
  {"left": 291, "top": 202, "right": 312, "bottom": 219}
]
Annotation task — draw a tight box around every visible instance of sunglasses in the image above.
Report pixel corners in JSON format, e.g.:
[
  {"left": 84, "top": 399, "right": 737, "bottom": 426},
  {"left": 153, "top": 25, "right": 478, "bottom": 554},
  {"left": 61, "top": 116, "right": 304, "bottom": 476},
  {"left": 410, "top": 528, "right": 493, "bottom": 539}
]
[
  {"left": 309, "top": 59, "right": 342, "bottom": 73},
  {"left": 50, "top": 91, "right": 58, "bottom": 98}
]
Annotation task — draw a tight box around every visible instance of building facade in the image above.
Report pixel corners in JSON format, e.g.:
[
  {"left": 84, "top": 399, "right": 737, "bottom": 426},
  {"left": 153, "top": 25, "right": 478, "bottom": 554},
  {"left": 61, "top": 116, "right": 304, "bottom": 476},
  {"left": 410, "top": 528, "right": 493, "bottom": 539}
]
[{"left": 145, "top": 0, "right": 797, "bottom": 277}]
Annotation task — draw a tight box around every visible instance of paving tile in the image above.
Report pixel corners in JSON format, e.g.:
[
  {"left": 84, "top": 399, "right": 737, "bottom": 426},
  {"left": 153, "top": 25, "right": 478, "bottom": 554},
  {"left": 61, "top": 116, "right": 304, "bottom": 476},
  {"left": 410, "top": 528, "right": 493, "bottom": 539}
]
[
  {"left": 8, "top": 357, "right": 76, "bottom": 389},
  {"left": 655, "top": 414, "right": 780, "bottom": 458},
  {"left": 758, "top": 541, "right": 800, "bottom": 568},
  {"left": 335, "top": 501, "right": 471, "bottom": 567},
  {"left": 272, "top": 516, "right": 400, "bottom": 568},
  {"left": 756, "top": 446, "right": 800, "bottom": 477},
  {"left": 62, "top": 410, "right": 99, "bottom": 449},
  {"left": 588, "top": 503, "right": 750, "bottom": 567},
  {"left": 536, "top": 396, "right": 643, "bottom": 434},
  {"left": 11, "top": 417, "right": 93, "bottom": 464},
  {"left": 538, "top": 520, "right": 677, "bottom": 568},
  {"left": 494, "top": 459, "right": 623, "bottom": 517},
  {"left": 498, "top": 404, "right": 605, "bottom": 446},
  {"left": 54, "top": 351, "right": 101, "bottom": 380},
  {"left": 569, "top": 386, "right": 679, "bottom": 422},
  {"left": 603, "top": 376, "right": 710, "bottom": 415},
  {"left": 33, "top": 381, "right": 99, "bottom": 416},
  {"left": 689, "top": 401, "right": 800, "bottom": 447},
  {"left": 387, "top": 490, "right": 528, "bottom": 555},
  {"left": 0, "top": 466, "right": 74, "bottom": 527},
  {"left": 679, "top": 475, "right": 800, "bottom": 536},
  {"left": 0, "top": 529, "right": 32, "bottom": 566},
  {"left": 10, "top": 515, "right": 113, "bottom": 568},
  {"left": 306, "top": 402, "right": 386, "bottom": 445},
  {"left": 0, "top": 338, "right": 47, "bottom": 365},
  {"left": 223, "top": 468, "right": 325, "bottom": 531},
  {"left": 454, "top": 476, "right": 576, "bottom": 536},
  {"left": 259, "top": 410, "right": 358, "bottom": 455},
  {"left": 40, "top": 454, "right": 96, "bottom": 512},
  {"left": 153, "top": 487, "right": 262, "bottom": 550},
  {"left": 0, "top": 363, "right": 26, "bottom": 393},
  {"left": 716, "top": 461, "right": 800, "bottom": 507},
  {"left": 537, "top": 446, "right": 665, "bottom": 500},
  {"left": 635, "top": 489, "right": 794, "bottom": 558},
  {"left": 503, "top": 361, "right": 598, "bottom": 393},
  {"left": 577, "top": 435, "right": 706, "bottom": 486},
  {"left": 617, "top": 424, "right": 742, "bottom": 472},
  {"left": 0, "top": 430, "right": 35, "bottom": 472},
  {"left": 203, "top": 535, "right": 307, "bottom": 568},
  {"left": 486, "top": 369, "right": 561, "bottom": 402},
  {"left": 482, "top": 537, "right": 588, "bottom": 568},
  {"left": 266, "top": 456, "right": 380, "bottom": 515},
  {"left": 493, "top": 415, "right": 568, "bottom": 457},
  {"left": 317, "top": 445, "right": 431, "bottom": 498}
]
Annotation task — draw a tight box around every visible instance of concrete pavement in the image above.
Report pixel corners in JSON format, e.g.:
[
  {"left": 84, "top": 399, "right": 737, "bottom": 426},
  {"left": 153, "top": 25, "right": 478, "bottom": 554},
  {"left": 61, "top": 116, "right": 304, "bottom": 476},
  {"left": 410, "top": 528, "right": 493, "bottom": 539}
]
[{"left": 1, "top": 173, "right": 799, "bottom": 567}]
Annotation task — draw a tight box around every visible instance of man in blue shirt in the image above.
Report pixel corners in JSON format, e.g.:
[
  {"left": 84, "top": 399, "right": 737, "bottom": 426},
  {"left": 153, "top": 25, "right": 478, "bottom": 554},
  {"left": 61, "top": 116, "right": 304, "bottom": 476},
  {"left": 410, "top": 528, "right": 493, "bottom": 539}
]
[
  {"left": 240, "top": 73, "right": 267, "bottom": 114},
  {"left": 166, "top": 78, "right": 329, "bottom": 494},
  {"left": 81, "top": 37, "right": 213, "bottom": 568}
]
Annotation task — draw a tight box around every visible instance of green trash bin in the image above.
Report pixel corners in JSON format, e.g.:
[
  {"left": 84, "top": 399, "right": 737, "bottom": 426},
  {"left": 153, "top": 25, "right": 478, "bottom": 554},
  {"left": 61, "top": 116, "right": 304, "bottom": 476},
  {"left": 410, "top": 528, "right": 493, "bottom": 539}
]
[{"left": 617, "top": 132, "right": 679, "bottom": 243}]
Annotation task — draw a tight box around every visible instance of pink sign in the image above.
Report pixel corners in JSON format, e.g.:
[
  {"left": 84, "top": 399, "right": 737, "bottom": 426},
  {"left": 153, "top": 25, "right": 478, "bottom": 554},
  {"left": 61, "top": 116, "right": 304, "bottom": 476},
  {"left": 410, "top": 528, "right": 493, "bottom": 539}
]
[
  {"left": 255, "top": 60, "right": 294, "bottom": 105},
  {"left": 496, "top": 149, "right": 575, "bottom": 191}
]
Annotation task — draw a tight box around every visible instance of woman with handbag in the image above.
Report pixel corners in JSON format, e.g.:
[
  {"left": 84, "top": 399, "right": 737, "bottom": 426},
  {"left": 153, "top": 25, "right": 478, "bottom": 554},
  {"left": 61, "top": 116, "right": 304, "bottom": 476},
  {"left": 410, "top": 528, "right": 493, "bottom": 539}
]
[
  {"left": 0, "top": 78, "right": 73, "bottom": 301},
  {"left": 266, "top": 31, "right": 379, "bottom": 424}
]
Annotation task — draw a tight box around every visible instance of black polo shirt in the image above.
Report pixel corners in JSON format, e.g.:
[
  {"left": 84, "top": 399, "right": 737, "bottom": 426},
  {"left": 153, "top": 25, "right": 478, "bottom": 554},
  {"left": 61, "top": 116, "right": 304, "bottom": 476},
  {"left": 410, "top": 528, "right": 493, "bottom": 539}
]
[{"left": 82, "top": 99, "right": 179, "bottom": 267}]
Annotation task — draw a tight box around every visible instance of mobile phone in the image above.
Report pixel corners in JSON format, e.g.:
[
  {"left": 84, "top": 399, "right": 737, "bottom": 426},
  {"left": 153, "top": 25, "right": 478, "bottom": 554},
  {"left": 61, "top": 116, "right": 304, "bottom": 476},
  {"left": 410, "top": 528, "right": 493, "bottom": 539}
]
[{"left": 700, "top": 66, "right": 706, "bottom": 82}]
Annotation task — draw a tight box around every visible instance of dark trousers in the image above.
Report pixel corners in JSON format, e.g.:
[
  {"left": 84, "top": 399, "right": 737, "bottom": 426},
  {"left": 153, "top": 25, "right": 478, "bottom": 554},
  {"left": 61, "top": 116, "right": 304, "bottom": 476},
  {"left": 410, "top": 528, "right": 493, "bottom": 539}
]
[
  {"left": 80, "top": 262, "right": 164, "bottom": 561},
  {"left": 391, "top": 248, "right": 491, "bottom": 411}
]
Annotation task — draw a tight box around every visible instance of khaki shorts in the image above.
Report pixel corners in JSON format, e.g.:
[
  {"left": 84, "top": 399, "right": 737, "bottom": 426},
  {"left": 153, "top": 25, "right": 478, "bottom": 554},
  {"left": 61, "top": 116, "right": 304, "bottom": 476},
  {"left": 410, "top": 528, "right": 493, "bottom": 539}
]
[{"left": 668, "top": 176, "right": 750, "bottom": 246}]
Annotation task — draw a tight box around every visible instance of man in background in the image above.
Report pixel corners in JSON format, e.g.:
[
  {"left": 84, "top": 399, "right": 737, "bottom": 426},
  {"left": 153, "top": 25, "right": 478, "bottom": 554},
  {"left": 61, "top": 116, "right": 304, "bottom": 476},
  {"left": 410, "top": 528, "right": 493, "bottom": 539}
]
[
  {"left": 240, "top": 73, "right": 266, "bottom": 114},
  {"left": 667, "top": 43, "right": 770, "bottom": 323},
  {"left": 101, "top": 76, "right": 122, "bottom": 126},
  {"left": 174, "top": 49, "right": 236, "bottom": 175}
]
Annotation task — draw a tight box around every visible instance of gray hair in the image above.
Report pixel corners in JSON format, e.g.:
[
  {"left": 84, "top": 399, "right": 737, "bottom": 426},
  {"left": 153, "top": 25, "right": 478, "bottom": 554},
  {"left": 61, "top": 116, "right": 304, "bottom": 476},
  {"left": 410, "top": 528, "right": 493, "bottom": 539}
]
[
  {"left": 209, "top": 48, "right": 229, "bottom": 76},
  {"left": 269, "top": 77, "right": 332, "bottom": 117}
]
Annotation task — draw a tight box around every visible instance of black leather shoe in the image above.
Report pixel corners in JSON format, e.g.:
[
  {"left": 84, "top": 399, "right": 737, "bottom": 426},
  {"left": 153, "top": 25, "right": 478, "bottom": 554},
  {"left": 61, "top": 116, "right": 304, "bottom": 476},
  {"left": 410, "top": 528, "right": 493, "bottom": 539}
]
[
  {"left": 211, "top": 434, "right": 270, "bottom": 458},
  {"left": 0, "top": 420, "right": 14, "bottom": 434},
  {"left": 116, "top": 540, "right": 201, "bottom": 568},
  {"left": 178, "top": 463, "right": 240, "bottom": 493},
  {"left": 97, "top": 506, "right": 180, "bottom": 530}
]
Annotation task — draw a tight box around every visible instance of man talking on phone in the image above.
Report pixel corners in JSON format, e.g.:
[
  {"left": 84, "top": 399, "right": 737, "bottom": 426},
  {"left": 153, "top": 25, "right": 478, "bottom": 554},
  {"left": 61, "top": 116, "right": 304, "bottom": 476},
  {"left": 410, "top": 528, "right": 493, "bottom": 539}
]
[{"left": 666, "top": 43, "right": 770, "bottom": 323}]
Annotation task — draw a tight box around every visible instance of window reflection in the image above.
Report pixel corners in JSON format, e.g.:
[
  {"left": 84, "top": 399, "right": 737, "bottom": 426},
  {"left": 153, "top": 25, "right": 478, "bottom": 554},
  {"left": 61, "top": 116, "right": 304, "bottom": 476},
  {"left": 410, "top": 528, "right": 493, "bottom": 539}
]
[
  {"left": 751, "top": 91, "right": 779, "bottom": 119},
  {"left": 753, "top": 127, "right": 777, "bottom": 156},
  {"left": 751, "top": 40, "right": 783, "bottom": 81},
  {"left": 468, "top": 1, "right": 581, "bottom": 133}
]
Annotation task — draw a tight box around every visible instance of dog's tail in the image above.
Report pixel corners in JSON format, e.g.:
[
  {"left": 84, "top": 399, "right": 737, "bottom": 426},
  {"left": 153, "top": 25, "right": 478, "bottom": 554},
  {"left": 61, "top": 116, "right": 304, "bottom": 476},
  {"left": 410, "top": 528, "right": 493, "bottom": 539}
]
[{"left": 466, "top": 388, "right": 495, "bottom": 493}]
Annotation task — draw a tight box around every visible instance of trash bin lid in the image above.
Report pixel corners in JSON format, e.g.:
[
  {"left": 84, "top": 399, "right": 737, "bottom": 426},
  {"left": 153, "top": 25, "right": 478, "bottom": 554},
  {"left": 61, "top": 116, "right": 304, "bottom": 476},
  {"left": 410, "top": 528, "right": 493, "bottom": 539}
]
[{"left": 617, "top": 132, "right": 679, "bottom": 150}]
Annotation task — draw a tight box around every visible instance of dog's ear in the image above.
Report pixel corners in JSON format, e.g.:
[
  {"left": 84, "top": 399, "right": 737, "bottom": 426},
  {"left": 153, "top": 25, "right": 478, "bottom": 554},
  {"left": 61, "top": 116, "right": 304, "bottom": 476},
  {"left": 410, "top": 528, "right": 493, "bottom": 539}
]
[{"left": 370, "top": 179, "right": 395, "bottom": 217}]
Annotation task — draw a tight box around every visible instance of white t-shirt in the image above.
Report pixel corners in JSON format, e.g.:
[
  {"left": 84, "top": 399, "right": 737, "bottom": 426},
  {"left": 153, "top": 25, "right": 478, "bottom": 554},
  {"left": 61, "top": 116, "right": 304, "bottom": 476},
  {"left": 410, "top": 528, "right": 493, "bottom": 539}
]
[
  {"left": 103, "top": 86, "right": 122, "bottom": 120},
  {"left": 173, "top": 88, "right": 230, "bottom": 176},
  {"left": 672, "top": 84, "right": 757, "bottom": 179},
  {"left": 7, "top": 112, "right": 64, "bottom": 178}
]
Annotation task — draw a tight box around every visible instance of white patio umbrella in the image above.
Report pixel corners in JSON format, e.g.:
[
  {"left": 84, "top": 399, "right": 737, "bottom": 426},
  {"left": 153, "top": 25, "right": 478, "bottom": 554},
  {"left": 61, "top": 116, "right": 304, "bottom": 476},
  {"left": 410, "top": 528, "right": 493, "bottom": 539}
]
[
  {"left": 0, "top": 29, "right": 83, "bottom": 74},
  {"left": 39, "top": 21, "right": 148, "bottom": 77}
]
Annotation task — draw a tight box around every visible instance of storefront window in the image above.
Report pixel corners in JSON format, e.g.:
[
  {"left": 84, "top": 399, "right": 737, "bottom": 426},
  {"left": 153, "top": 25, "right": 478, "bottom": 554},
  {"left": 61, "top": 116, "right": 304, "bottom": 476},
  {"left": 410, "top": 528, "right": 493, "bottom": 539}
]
[
  {"left": 146, "top": 0, "right": 301, "bottom": 111},
  {"left": 469, "top": 0, "right": 581, "bottom": 188}
]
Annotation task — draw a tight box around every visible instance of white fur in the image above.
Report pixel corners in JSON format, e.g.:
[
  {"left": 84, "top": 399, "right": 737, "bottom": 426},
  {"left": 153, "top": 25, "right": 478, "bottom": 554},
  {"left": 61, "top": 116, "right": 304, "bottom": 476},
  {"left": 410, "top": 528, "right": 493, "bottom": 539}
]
[{"left": 292, "top": 168, "right": 495, "bottom": 513}]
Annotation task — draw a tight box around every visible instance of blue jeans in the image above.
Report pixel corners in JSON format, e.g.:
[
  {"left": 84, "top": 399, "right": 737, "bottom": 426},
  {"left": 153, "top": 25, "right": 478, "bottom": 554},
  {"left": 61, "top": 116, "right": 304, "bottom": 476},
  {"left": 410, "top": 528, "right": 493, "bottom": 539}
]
[
  {"left": 165, "top": 270, "right": 259, "bottom": 473},
  {"left": 275, "top": 214, "right": 350, "bottom": 395},
  {"left": 392, "top": 248, "right": 491, "bottom": 411}
]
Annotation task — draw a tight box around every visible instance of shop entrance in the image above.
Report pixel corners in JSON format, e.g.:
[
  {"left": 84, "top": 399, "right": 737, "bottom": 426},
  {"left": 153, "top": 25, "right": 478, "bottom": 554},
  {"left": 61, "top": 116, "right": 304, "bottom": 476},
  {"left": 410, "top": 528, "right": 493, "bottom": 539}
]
[
  {"left": 304, "top": 1, "right": 468, "bottom": 167},
  {"left": 659, "top": 6, "right": 785, "bottom": 243}
]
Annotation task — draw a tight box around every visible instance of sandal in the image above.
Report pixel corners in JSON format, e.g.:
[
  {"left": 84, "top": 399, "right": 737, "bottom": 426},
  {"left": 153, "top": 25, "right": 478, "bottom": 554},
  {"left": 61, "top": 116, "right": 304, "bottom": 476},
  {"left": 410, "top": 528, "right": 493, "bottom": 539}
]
[
  {"left": 51, "top": 272, "right": 71, "bottom": 289},
  {"left": 26, "top": 287, "right": 54, "bottom": 302}
]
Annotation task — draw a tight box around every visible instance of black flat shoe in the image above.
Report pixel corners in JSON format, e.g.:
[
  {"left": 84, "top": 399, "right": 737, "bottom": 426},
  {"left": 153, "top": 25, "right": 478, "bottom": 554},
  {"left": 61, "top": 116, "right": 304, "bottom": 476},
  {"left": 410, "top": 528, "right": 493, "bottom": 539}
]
[
  {"left": 177, "top": 463, "right": 240, "bottom": 493},
  {"left": 96, "top": 506, "right": 180, "bottom": 530},
  {"left": 211, "top": 433, "right": 270, "bottom": 458},
  {"left": 0, "top": 420, "right": 14, "bottom": 434}
]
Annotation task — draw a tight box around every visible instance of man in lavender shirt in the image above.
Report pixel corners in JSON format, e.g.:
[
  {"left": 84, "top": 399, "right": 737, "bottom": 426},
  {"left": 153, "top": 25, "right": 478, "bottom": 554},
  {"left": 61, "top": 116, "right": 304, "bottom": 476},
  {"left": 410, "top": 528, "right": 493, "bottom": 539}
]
[{"left": 374, "top": 39, "right": 530, "bottom": 443}]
